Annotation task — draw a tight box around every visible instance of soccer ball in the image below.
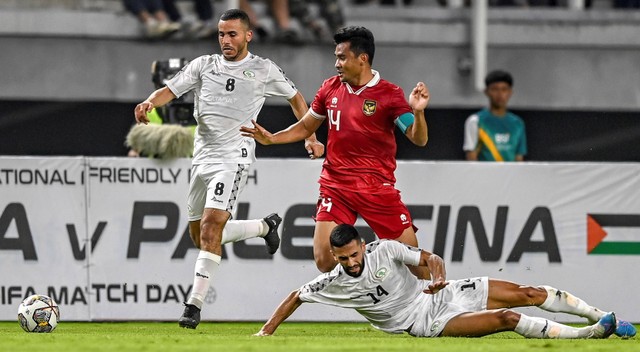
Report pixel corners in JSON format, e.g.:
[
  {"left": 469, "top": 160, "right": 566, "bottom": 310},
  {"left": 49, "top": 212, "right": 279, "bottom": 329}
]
[{"left": 17, "top": 294, "right": 60, "bottom": 333}]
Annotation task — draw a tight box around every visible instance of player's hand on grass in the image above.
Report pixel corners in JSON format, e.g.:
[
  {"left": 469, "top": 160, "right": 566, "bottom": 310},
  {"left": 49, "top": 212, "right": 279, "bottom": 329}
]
[
  {"left": 240, "top": 120, "right": 274, "bottom": 145},
  {"left": 423, "top": 278, "right": 448, "bottom": 295},
  {"left": 253, "top": 330, "right": 272, "bottom": 337}
]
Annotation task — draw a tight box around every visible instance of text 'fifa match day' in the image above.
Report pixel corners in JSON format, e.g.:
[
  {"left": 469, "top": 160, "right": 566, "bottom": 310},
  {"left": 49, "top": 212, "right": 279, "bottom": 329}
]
[{"left": 1, "top": 284, "right": 194, "bottom": 306}]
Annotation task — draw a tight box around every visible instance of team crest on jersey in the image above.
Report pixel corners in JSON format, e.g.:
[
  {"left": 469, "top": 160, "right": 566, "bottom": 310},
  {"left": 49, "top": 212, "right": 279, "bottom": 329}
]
[
  {"left": 362, "top": 100, "right": 377, "bottom": 116},
  {"left": 430, "top": 320, "right": 441, "bottom": 333},
  {"left": 243, "top": 70, "right": 255, "bottom": 78},
  {"left": 375, "top": 267, "right": 388, "bottom": 279}
]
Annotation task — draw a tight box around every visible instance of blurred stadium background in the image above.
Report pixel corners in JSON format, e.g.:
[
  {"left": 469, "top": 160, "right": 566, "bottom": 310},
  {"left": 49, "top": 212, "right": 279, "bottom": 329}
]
[
  {"left": 1, "top": 0, "right": 640, "bottom": 325},
  {"left": 0, "top": 0, "right": 638, "bottom": 160}
]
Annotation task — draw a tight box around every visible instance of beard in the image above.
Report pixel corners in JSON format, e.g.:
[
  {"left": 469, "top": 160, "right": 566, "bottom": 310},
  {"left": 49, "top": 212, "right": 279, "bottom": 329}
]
[{"left": 344, "top": 257, "right": 365, "bottom": 278}]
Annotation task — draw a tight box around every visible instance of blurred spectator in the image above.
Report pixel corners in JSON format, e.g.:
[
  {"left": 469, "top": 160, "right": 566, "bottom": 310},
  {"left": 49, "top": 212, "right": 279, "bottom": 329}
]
[
  {"left": 122, "top": 0, "right": 181, "bottom": 39},
  {"left": 240, "top": 0, "right": 302, "bottom": 45},
  {"left": 289, "top": 0, "right": 345, "bottom": 42},
  {"left": 463, "top": 70, "right": 527, "bottom": 162},
  {"left": 162, "top": 0, "right": 218, "bottom": 39}
]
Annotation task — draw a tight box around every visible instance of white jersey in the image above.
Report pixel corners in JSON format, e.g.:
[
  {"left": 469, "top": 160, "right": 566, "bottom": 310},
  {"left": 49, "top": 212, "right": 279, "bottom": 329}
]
[
  {"left": 298, "top": 240, "right": 490, "bottom": 337},
  {"left": 298, "top": 240, "right": 426, "bottom": 334},
  {"left": 166, "top": 53, "right": 298, "bottom": 165}
]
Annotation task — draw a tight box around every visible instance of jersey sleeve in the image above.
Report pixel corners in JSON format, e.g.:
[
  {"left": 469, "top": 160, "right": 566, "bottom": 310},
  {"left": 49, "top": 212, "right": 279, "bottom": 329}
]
[
  {"left": 463, "top": 114, "right": 479, "bottom": 152},
  {"left": 309, "top": 79, "right": 331, "bottom": 119},
  {"left": 388, "top": 85, "right": 412, "bottom": 120},
  {"left": 165, "top": 56, "right": 204, "bottom": 98},
  {"left": 263, "top": 60, "right": 298, "bottom": 100},
  {"left": 298, "top": 270, "right": 340, "bottom": 303},
  {"left": 378, "top": 241, "right": 421, "bottom": 267}
]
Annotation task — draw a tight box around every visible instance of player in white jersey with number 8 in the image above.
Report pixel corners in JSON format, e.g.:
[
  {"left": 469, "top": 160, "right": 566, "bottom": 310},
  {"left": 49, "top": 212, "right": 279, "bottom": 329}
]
[
  {"left": 256, "top": 224, "right": 636, "bottom": 339},
  {"left": 133, "top": 8, "right": 324, "bottom": 329}
]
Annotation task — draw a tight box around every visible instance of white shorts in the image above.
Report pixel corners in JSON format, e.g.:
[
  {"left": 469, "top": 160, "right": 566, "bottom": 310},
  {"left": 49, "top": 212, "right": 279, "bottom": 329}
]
[
  {"left": 409, "top": 277, "right": 489, "bottom": 337},
  {"left": 187, "top": 163, "right": 250, "bottom": 221}
]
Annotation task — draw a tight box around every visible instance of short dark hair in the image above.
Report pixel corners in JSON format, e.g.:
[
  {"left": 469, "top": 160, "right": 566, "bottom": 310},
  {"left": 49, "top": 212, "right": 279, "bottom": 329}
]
[
  {"left": 485, "top": 70, "right": 513, "bottom": 88},
  {"left": 220, "top": 9, "right": 251, "bottom": 29},
  {"left": 330, "top": 224, "right": 362, "bottom": 248},
  {"left": 334, "top": 26, "right": 375, "bottom": 65}
]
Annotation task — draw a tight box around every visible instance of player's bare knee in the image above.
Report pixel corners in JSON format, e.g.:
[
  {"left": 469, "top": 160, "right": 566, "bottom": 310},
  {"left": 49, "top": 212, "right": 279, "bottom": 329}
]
[
  {"left": 313, "top": 245, "right": 336, "bottom": 272},
  {"left": 189, "top": 233, "right": 200, "bottom": 249},
  {"left": 495, "top": 308, "right": 520, "bottom": 329},
  {"left": 314, "top": 254, "right": 336, "bottom": 273},
  {"left": 315, "top": 259, "right": 336, "bottom": 273},
  {"left": 188, "top": 222, "right": 201, "bottom": 248},
  {"left": 200, "top": 218, "right": 224, "bottom": 241},
  {"left": 520, "top": 285, "right": 547, "bottom": 305}
]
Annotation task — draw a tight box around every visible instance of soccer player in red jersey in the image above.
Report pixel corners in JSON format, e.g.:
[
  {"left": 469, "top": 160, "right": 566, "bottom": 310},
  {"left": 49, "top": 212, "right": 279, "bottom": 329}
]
[{"left": 240, "top": 26, "right": 430, "bottom": 275}]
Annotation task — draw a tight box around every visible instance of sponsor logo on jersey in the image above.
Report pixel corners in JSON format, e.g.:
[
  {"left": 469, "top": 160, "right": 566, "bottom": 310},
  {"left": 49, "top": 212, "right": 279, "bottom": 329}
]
[
  {"left": 375, "top": 267, "right": 388, "bottom": 279},
  {"left": 362, "top": 100, "right": 377, "bottom": 116},
  {"left": 331, "top": 97, "right": 338, "bottom": 107},
  {"left": 430, "top": 320, "right": 441, "bottom": 333},
  {"left": 243, "top": 70, "right": 255, "bottom": 78},
  {"left": 211, "top": 196, "right": 223, "bottom": 204}
]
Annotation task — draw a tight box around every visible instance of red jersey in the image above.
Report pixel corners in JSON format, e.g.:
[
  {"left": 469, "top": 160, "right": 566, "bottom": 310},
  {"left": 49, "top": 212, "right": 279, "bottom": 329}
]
[{"left": 310, "top": 71, "right": 412, "bottom": 194}]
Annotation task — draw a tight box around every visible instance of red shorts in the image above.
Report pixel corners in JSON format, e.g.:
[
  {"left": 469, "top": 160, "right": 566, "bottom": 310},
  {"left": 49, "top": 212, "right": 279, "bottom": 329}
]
[{"left": 314, "top": 185, "right": 416, "bottom": 239}]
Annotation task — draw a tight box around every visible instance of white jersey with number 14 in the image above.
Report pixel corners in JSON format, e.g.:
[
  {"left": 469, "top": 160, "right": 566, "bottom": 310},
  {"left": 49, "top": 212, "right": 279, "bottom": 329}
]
[{"left": 298, "top": 240, "right": 426, "bottom": 334}]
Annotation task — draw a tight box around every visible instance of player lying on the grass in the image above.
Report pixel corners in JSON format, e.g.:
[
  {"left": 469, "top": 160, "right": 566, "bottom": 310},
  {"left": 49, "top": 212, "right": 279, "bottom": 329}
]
[{"left": 255, "top": 224, "right": 636, "bottom": 339}]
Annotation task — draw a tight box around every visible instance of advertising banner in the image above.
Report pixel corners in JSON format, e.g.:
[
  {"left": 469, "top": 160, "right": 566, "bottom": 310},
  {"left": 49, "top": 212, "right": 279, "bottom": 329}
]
[
  {"left": 0, "top": 157, "right": 90, "bottom": 320},
  {"left": 1, "top": 157, "right": 639, "bottom": 323}
]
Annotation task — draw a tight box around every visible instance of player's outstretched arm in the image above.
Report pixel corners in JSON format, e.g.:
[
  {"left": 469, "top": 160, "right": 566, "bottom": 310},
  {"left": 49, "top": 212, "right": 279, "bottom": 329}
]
[
  {"left": 240, "top": 114, "right": 323, "bottom": 146},
  {"left": 287, "top": 93, "right": 325, "bottom": 159},
  {"left": 254, "top": 290, "right": 304, "bottom": 336},
  {"left": 134, "top": 87, "right": 176, "bottom": 125},
  {"left": 405, "top": 82, "right": 430, "bottom": 146}
]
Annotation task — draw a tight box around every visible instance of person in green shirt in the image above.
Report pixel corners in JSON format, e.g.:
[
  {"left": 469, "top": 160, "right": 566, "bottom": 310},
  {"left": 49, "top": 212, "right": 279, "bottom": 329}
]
[{"left": 463, "top": 70, "right": 527, "bottom": 162}]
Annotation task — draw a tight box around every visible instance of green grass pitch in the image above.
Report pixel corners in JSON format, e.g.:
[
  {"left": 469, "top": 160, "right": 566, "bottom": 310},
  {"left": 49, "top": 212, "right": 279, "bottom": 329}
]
[{"left": 1, "top": 321, "right": 638, "bottom": 352}]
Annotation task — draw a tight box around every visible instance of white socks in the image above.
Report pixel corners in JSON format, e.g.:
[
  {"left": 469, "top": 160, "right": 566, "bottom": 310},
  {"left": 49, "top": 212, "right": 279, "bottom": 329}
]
[
  {"left": 539, "top": 286, "right": 604, "bottom": 322},
  {"left": 187, "top": 251, "right": 221, "bottom": 309},
  {"left": 515, "top": 314, "right": 594, "bottom": 338},
  {"left": 512, "top": 286, "right": 613, "bottom": 339},
  {"left": 186, "top": 220, "right": 268, "bottom": 309},
  {"left": 220, "top": 219, "right": 267, "bottom": 245}
]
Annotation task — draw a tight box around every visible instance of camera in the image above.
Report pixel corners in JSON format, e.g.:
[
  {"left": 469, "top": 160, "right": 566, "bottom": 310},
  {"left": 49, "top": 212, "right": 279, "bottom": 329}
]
[{"left": 150, "top": 58, "right": 196, "bottom": 126}]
